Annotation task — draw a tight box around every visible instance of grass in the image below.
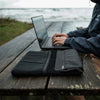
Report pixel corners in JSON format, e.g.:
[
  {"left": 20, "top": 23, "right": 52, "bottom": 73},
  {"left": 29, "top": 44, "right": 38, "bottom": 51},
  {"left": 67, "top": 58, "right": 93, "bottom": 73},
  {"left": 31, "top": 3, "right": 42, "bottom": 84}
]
[{"left": 0, "top": 17, "right": 33, "bottom": 46}]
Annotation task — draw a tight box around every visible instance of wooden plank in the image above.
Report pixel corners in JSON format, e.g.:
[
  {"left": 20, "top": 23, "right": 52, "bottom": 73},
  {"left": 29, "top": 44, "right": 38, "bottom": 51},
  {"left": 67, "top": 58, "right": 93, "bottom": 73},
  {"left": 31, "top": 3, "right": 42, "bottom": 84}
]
[
  {"left": 61, "top": 21, "right": 89, "bottom": 33},
  {"left": 0, "top": 22, "right": 52, "bottom": 73},
  {"left": 73, "top": 21, "right": 89, "bottom": 28},
  {"left": 0, "top": 40, "right": 48, "bottom": 95},
  {"left": 61, "top": 22, "right": 76, "bottom": 33},
  {"left": 0, "top": 28, "right": 36, "bottom": 73},
  {"left": 47, "top": 21, "right": 76, "bottom": 36},
  {"left": 47, "top": 22, "right": 63, "bottom": 37},
  {"left": 45, "top": 21, "right": 53, "bottom": 29}
]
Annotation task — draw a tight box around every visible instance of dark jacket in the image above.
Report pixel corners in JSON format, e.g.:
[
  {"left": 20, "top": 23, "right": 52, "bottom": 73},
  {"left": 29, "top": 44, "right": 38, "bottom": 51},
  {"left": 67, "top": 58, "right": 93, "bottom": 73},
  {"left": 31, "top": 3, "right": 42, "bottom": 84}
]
[{"left": 64, "top": 4, "right": 100, "bottom": 57}]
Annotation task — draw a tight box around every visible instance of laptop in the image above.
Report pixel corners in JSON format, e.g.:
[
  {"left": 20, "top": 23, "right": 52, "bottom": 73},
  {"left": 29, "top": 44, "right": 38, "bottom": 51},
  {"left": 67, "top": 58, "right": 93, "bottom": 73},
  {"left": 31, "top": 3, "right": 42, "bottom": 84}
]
[{"left": 31, "top": 15, "right": 70, "bottom": 50}]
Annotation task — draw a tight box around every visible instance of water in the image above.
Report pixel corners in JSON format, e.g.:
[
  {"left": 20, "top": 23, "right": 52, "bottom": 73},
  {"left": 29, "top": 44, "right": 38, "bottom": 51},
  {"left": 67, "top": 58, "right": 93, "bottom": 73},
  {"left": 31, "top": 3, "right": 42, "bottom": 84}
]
[{"left": 0, "top": 8, "right": 93, "bottom": 23}]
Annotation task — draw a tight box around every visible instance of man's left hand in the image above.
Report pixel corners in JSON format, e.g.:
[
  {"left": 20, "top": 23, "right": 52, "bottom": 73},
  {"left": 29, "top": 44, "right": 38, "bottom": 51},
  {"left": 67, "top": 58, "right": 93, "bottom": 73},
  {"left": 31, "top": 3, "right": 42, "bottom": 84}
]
[{"left": 52, "top": 37, "right": 67, "bottom": 45}]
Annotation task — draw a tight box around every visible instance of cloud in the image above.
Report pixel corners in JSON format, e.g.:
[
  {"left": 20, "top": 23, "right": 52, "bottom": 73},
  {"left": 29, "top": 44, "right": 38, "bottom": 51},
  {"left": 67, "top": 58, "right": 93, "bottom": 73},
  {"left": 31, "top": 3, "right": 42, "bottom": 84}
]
[
  {"left": 0, "top": 0, "right": 19, "bottom": 8},
  {"left": 0, "top": 0, "right": 95, "bottom": 8}
]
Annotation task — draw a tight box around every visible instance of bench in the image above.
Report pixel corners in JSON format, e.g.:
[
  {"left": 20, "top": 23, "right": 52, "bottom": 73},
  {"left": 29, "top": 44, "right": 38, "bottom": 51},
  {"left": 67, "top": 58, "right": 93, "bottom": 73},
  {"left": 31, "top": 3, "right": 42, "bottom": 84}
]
[{"left": 0, "top": 21, "right": 100, "bottom": 98}]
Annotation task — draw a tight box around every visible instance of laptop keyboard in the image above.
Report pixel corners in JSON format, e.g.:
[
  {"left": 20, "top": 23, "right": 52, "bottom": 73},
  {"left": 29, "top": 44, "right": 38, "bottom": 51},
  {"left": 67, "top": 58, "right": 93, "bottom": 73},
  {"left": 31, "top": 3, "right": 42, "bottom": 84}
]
[{"left": 45, "top": 38, "right": 53, "bottom": 47}]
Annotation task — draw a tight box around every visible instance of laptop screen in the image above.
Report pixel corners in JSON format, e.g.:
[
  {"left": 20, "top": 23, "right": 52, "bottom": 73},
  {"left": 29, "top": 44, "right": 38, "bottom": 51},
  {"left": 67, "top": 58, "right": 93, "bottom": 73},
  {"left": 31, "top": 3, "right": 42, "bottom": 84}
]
[{"left": 31, "top": 16, "right": 48, "bottom": 46}]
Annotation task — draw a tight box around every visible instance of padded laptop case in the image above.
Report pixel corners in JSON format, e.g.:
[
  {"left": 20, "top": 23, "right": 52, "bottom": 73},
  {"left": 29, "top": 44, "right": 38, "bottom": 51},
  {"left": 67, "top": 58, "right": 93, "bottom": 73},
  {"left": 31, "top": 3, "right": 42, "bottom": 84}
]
[{"left": 11, "top": 49, "right": 83, "bottom": 77}]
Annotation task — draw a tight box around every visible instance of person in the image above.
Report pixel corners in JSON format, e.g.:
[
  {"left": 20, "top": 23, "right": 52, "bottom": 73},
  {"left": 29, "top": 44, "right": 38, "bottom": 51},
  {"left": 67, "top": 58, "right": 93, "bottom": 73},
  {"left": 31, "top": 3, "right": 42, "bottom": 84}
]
[
  {"left": 52, "top": 0, "right": 100, "bottom": 58},
  {"left": 52, "top": 0, "right": 100, "bottom": 100}
]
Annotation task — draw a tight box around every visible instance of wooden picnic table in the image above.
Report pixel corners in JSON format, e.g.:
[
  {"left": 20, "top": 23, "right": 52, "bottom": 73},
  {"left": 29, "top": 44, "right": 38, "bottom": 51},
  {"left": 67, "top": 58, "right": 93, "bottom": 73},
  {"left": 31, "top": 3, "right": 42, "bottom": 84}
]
[{"left": 0, "top": 21, "right": 100, "bottom": 96}]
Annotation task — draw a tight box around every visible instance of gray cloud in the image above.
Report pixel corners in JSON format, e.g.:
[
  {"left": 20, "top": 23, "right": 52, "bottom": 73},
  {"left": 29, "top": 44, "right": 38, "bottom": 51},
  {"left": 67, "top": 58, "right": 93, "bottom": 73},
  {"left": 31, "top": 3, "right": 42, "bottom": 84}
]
[
  {"left": 0, "top": 0, "right": 19, "bottom": 8},
  {"left": 0, "top": 0, "right": 94, "bottom": 8}
]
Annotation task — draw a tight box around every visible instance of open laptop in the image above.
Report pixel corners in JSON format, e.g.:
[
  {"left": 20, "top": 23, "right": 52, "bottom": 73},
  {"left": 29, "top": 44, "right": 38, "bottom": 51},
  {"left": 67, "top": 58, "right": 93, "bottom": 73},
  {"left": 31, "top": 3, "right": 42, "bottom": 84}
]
[{"left": 31, "top": 15, "right": 70, "bottom": 50}]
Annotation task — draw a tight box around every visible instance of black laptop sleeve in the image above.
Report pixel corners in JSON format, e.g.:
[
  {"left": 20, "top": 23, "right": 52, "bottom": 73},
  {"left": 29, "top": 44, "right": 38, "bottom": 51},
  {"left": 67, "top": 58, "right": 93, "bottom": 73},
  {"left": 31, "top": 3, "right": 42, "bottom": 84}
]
[
  {"left": 11, "top": 49, "right": 83, "bottom": 77},
  {"left": 54, "top": 49, "right": 83, "bottom": 75},
  {"left": 11, "top": 51, "right": 51, "bottom": 76}
]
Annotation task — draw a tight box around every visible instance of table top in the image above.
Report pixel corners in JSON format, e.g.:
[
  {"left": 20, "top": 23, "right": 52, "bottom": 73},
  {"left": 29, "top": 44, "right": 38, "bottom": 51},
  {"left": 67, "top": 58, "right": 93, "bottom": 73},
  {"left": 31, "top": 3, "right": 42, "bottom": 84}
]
[{"left": 0, "top": 21, "right": 100, "bottom": 96}]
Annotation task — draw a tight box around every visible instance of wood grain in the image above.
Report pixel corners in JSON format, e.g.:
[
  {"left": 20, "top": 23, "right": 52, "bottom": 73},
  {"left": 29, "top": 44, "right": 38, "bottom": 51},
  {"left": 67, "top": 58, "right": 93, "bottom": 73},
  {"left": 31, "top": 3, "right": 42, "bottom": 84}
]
[
  {"left": 0, "top": 28, "right": 36, "bottom": 73},
  {"left": 47, "top": 22, "right": 63, "bottom": 37},
  {"left": 61, "top": 21, "right": 76, "bottom": 33}
]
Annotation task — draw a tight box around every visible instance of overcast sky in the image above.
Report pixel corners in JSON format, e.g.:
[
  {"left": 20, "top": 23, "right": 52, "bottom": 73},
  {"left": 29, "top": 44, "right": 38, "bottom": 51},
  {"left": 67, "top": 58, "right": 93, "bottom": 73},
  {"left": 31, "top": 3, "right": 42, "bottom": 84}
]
[{"left": 0, "top": 0, "right": 95, "bottom": 8}]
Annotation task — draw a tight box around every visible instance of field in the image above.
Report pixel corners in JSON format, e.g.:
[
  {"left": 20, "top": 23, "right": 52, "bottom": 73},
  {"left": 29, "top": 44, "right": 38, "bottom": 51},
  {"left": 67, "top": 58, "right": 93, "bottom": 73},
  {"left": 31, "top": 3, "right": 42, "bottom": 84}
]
[{"left": 0, "top": 18, "right": 33, "bottom": 46}]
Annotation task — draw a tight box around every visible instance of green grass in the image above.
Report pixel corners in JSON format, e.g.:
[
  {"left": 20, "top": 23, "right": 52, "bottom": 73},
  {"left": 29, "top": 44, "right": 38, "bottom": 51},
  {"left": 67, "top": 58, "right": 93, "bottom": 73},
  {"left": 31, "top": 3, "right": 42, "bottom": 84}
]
[{"left": 0, "top": 17, "right": 33, "bottom": 46}]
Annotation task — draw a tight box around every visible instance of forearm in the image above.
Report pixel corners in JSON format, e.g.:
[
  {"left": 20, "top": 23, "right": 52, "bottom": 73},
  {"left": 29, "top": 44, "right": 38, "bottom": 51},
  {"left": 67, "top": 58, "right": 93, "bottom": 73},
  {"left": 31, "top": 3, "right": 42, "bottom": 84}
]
[
  {"left": 67, "top": 28, "right": 89, "bottom": 38},
  {"left": 64, "top": 35, "right": 100, "bottom": 57}
]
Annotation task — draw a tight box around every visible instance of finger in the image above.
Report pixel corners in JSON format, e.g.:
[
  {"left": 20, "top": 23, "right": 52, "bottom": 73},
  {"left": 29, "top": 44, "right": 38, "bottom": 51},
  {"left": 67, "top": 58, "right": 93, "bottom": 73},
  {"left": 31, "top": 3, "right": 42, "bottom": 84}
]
[
  {"left": 52, "top": 38, "right": 57, "bottom": 43},
  {"left": 53, "top": 40, "right": 61, "bottom": 45},
  {"left": 53, "top": 41, "right": 59, "bottom": 45},
  {"left": 52, "top": 36, "right": 56, "bottom": 42},
  {"left": 52, "top": 37, "right": 60, "bottom": 43},
  {"left": 52, "top": 33, "right": 61, "bottom": 39},
  {"left": 55, "top": 34, "right": 64, "bottom": 37},
  {"left": 52, "top": 37, "right": 57, "bottom": 42},
  {"left": 53, "top": 38, "right": 58, "bottom": 45},
  {"left": 52, "top": 33, "right": 58, "bottom": 38}
]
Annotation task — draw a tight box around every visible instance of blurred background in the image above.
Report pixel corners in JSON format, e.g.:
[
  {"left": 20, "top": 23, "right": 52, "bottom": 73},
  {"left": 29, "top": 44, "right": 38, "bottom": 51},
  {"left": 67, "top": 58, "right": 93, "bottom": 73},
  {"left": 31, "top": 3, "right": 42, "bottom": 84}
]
[{"left": 0, "top": 0, "right": 95, "bottom": 22}]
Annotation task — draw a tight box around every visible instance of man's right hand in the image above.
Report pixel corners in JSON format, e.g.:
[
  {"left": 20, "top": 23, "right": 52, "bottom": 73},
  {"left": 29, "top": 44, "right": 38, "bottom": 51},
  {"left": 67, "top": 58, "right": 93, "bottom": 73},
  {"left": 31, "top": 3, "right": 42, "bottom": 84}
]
[{"left": 52, "top": 33, "right": 69, "bottom": 40}]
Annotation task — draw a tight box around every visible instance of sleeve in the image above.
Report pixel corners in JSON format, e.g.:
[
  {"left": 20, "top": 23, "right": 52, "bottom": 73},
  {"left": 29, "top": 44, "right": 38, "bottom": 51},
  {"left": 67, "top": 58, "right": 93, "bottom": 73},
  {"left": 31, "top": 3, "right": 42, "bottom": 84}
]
[
  {"left": 67, "top": 27, "right": 89, "bottom": 38},
  {"left": 64, "top": 34, "right": 100, "bottom": 57}
]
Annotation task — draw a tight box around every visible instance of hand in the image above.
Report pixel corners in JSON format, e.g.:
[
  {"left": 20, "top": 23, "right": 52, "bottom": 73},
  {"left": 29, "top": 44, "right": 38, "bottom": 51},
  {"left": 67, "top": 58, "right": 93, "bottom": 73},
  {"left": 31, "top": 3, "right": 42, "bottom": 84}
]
[
  {"left": 52, "top": 37, "right": 67, "bottom": 45},
  {"left": 52, "top": 33, "right": 68, "bottom": 41}
]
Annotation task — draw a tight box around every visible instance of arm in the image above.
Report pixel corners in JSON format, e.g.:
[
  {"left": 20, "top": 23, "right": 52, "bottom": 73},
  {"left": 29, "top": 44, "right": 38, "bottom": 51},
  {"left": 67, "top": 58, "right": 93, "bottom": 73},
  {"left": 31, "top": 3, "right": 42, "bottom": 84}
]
[
  {"left": 52, "top": 27, "right": 89, "bottom": 39},
  {"left": 64, "top": 34, "right": 100, "bottom": 57},
  {"left": 67, "top": 27, "right": 89, "bottom": 38}
]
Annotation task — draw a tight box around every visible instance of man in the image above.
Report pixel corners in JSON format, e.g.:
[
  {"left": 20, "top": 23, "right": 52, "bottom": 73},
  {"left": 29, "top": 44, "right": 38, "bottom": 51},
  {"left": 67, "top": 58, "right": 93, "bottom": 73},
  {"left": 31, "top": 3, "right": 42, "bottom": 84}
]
[
  {"left": 52, "top": 0, "right": 100, "bottom": 100},
  {"left": 52, "top": 0, "right": 100, "bottom": 58}
]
